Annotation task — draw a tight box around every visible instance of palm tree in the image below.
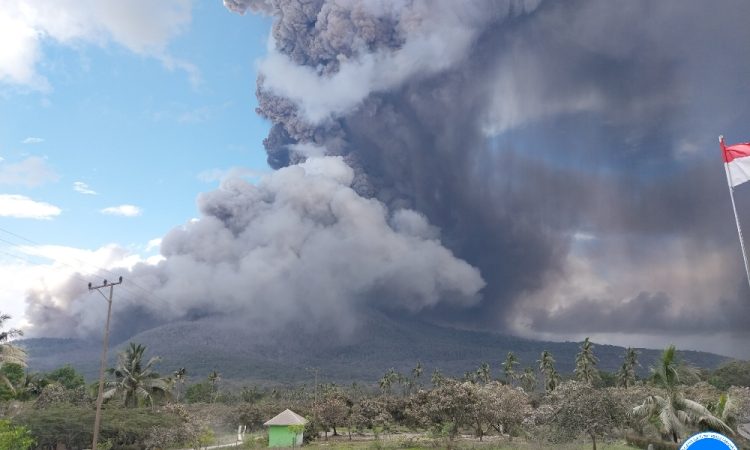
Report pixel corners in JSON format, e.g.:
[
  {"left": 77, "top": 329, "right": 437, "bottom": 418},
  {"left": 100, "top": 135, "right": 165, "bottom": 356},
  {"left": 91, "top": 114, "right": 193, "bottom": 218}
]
[
  {"left": 616, "top": 347, "right": 639, "bottom": 387},
  {"left": 208, "top": 370, "right": 221, "bottom": 402},
  {"left": 0, "top": 313, "right": 26, "bottom": 392},
  {"left": 575, "top": 337, "right": 600, "bottom": 385},
  {"left": 379, "top": 368, "right": 402, "bottom": 395},
  {"left": 538, "top": 350, "right": 559, "bottom": 392},
  {"left": 477, "top": 362, "right": 491, "bottom": 383},
  {"left": 173, "top": 367, "right": 187, "bottom": 402},
  {"left": 410, "top": 361, "right": 423, "bottom": 392},
  {"left": 103, "top": 343, "right": 170, "bottom": 408},
  {"left": 502, "top": 352, "right": 519, "bottom": 385},
  {"left": 631, "top": 345, "right": 732, "bottom": 443},
  {"left": 520, "top": 366, "right": 537, "bottom": 393}
]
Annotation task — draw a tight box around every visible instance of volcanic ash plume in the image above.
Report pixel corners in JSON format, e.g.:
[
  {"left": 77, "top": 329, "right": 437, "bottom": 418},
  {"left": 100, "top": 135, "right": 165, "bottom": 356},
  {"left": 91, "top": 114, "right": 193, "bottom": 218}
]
[
  {"left": 25, "top": 157, "right": 484, "bottom": 338},
  {"left": 222, "top": 0, "right": 750, "bottom": 356}
]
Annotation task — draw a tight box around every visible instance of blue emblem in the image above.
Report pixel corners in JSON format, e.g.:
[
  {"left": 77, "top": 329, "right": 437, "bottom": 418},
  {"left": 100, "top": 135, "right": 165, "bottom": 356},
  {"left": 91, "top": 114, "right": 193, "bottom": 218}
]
[{"left": 680, "top": 432, "right": 737, "bottom": 450}]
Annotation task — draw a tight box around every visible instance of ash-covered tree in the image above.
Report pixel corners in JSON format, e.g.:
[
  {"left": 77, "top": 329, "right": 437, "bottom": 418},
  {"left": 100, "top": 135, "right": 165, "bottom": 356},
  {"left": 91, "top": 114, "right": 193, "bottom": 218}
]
[
  {"left": 538, "top": 351, "right": 560, "bottom": 393},
  {"left": 617, "top": 347, "right": 639, "bottom": 388},
  {"left": 575, "top": 337, "right": 600, "bottom": 385},
  {"left": 502, "top": 352, "right": 519, "bottom": 386},
  {"left": 520, "top": 366, "right": 537, "bottom": 393},
  {"left": 474, "top": 382, "right": 531, "bottom": 441},
  {"left": 313, "top": 386, "right": 351, "bottom": 438},
  {"left": 476, "top": 362, "right": 491, "bottom": 384},
  {"left": 547, "top": 381, "right": 626, "bottom": 450},
  {"left": 631, "top": 345, "right": 732, "bottom": 443},
  {"left": 406, "top": 380, "right": 477, "bottom": 441},
  {"left": 173, "top": 367, "right": 187, "bottom": 402}
]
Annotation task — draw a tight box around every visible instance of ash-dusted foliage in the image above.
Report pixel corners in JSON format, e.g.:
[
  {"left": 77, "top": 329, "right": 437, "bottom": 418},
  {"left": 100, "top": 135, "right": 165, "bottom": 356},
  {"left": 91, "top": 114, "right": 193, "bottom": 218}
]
[{"left": 543, "top": 381, "right": 626, "bottom": 449}]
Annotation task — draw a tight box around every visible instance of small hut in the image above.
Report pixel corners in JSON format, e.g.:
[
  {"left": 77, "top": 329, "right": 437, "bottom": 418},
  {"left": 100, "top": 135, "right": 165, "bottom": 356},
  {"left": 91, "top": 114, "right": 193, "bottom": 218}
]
[{"left": 264, "top": 409, "right": 308, "bottom": 447}]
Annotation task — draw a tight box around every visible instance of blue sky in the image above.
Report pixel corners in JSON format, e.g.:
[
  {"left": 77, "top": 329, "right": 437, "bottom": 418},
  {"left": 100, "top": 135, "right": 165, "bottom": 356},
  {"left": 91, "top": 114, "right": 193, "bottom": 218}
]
[
  {"left": 0, "top": 2, "right": 272, "bottom": 327},
  {"left": 0, "top": 3, "right": 271, "bottom": 248}
]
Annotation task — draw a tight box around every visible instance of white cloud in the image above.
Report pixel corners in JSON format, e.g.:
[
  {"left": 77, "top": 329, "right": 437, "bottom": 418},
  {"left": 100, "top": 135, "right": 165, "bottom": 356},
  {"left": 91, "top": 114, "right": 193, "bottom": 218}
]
[
  {"left": 0, "top": 156, "right": 59, "bottom": 187},
  {"left": 22, "top": 137, "right": 44, "bottom": 144},
  {"left": 72, "top": 181, "right": 97, "bottom": 195},
  {"left": 0, "top": 194, "right": 61, "bottom": 219},
  {"left": 145, "top": 238, "right": 162, "bottom": 252},
  {"left": 0, "top": 0, "right": 195, "bottom": 89},
  {"left": 100, "top": 204, "right": 142, "bottom": 217}
]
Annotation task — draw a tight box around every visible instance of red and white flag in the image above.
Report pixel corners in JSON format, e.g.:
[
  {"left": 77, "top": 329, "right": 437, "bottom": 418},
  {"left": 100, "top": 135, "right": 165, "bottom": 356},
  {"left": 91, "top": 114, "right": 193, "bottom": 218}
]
[{"left": 721, "top": 137, "right": 750, "bottom": 187}]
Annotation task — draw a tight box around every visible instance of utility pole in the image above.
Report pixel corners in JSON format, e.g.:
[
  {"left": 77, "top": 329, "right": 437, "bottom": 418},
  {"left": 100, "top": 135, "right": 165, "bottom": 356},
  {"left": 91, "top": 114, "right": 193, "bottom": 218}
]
[{"left": 88, "top": 276, "right": 122, "bottom": 450}]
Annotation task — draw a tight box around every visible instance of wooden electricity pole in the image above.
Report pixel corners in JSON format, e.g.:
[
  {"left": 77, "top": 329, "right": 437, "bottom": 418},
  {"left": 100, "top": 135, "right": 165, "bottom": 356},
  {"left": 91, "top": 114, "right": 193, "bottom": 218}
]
[{"left": 88, "top": 276, "right": 122, "bottom": 450}]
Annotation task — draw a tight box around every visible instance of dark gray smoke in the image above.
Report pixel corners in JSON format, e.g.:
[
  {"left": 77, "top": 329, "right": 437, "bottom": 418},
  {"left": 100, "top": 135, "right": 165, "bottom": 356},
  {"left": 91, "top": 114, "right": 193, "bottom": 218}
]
[{"left": 225, "top": 0, "right": 750, "bottom": 356}]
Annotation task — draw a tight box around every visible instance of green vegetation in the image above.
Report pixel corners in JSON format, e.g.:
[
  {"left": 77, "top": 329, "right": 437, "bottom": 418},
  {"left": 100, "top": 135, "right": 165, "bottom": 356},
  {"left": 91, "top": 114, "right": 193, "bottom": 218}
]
[
  {"left": 0, "top": 420, "right": 34, "bottom": 450},
  {"left": 103, "top": 342, "right": 171, "bottom": 408}
]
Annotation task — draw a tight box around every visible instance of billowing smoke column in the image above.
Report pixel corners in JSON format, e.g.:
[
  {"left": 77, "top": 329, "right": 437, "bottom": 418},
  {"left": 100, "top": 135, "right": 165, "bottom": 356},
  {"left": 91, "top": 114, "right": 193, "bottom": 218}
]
[
  {"left": 221, "top": 0, "right": 750, "bottom": 354},
  {"left": 24, "top": 0, "right": 750, "bottom": 356}
]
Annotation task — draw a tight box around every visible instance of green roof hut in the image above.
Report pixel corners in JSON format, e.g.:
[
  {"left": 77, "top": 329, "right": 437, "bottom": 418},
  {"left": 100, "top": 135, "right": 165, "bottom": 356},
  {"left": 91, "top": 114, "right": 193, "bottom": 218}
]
[{"left": 264, "top": 409, "right": 308, "bottom": 447}]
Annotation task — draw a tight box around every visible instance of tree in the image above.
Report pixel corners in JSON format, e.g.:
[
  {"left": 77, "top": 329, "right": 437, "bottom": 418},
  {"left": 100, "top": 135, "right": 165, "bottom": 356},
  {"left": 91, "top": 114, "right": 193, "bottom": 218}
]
[
  {"left": 0, "top": 420, "right": 34, "bottom": 450},
  {"left": 547, "top": 382, "right": 625, "bottom": 450},
  {"left": 616, "top": 347, "right": 639, "bottom": 388},
  {"left": 379, "top": 368, "right": 400, "bottom": 396},
  {"left": 314, "top": 387, "right": 351, "bottom": 437},
  {"left": 631, "top": 345, "right": 732, "bottom": 443},
  {"left": 103, "top": 343, "right": 170, "bottom": 408},
  {"left": 46, "top": 365, "right": 85, "bottom": 390},
  {"left": 0, "top": 313, "right": 26, "bottom": 393},
  {"left": 173, "top": 368, "right": 187, "bottom": 402},
  {"left": 538, "top": 351, "right": 560, "bottom": 392},
  {"left": 406, "top": 380, "right": 477, "bottom": 441},
  {"left": 520, "top": 366, "right": 537, "bottom": 393},
  {"left": 502, "top": 352, "right": 519, "bottom": 386},
  {"left": 476, "top": 362, "right": 491, "bottom": 384},
  {"left": 207, "top": 370, "right": 221, "bottom": 403},
  {"left": 0, "top": 363, "right": 24, "bottom": 400},
  {"left": 574, "top": 337, "right": 600, "bottom": 385},
  {"left": 475, "top": 382, "right": 531, "bottom": 440}
]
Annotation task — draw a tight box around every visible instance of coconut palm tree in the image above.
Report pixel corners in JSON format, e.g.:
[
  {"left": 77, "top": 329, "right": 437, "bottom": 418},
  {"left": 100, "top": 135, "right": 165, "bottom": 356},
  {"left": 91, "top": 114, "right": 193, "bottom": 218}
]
[
  {"left": 538, "top": 350, "right": 560, "bottom": 392},
  {"left": 502, "top": 352, "right": 519, "bottom": 385},
  {"left": 520, "top": 366, "right": 537, "bottom": 393},
  {"left": 103, "top": 343, "right": 170, "bottom": 408},
  {"left": 173, "top": 367, "right": 187, "bottom": 402},
  {"left": 631, "top": 345, "right": 732, "bottom": 443},
  {"left": 476, "top": 362, "right": 491, "bottom": 383},
  {"left": 0, "top": 313, "right": 26, "bottom": 392},
  {"left": 575, "top": 337, "right": 600, "bottom": 385},
  {"left": 208, "top": 370, "right": 221, "bottom": 402},
  {"left": 616, "top": 347, "right": 639, "bottom": 388}
]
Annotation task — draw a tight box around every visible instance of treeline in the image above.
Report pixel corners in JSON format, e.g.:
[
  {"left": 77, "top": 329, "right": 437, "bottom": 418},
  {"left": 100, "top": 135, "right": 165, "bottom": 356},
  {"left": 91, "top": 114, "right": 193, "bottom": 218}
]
[{"left": 2, "top": 310, "right": 750, "bottom": 449}]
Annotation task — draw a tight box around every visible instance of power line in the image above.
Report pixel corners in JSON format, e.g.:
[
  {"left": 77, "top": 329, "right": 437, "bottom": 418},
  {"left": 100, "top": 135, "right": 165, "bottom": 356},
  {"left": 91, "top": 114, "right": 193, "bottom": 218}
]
[{"left": 0, "top": 227, "right": 171, "bottom": 308}]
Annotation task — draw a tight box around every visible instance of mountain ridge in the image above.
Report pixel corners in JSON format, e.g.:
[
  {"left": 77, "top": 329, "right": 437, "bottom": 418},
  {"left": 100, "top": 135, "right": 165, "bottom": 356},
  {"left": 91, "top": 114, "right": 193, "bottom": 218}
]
[{"left": 18, "top": 312, "right": 734, "bottom": 385}]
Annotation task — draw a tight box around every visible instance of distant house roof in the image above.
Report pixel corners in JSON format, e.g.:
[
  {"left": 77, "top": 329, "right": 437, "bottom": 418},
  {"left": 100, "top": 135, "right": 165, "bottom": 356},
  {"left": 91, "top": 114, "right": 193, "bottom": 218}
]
[{"left": 264, "top": 409, "right": 309, "bottom": 426}]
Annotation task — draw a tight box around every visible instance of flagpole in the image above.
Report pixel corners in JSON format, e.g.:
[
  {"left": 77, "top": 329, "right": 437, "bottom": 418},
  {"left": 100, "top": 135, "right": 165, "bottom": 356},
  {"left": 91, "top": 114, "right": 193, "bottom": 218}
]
[{"left": 721, "top": 135, "right": 750, "bottom": 291}]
